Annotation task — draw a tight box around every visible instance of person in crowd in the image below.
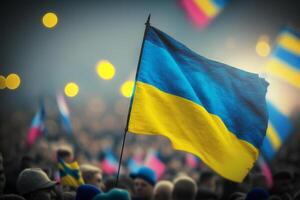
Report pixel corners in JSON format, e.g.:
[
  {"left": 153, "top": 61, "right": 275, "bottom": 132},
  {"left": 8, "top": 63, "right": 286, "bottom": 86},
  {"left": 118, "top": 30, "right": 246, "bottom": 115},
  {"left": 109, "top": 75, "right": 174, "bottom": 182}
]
[
  {"left": 75, "top": 184, "right": 101, "bottom": 200},
  {"left": 197, "top": 170, "right": 217, "bottom": 192},
  {"left": 130, "top": 167, "right": 156, "bottom": 200},
  {"left": 56, "top": 145, "right": 74, "bottom": 163},
  {"left": 152, "top": 180, "right": 173, "bottom": 200},
  {"left": 80, "top": 164, "right": 104, "bottom": 190},
  {"left": 172, "top": 175, "right": 197, "bottom": 200},
  {"left": 16, "top": 168, "right": 57, "bottom": 200}
]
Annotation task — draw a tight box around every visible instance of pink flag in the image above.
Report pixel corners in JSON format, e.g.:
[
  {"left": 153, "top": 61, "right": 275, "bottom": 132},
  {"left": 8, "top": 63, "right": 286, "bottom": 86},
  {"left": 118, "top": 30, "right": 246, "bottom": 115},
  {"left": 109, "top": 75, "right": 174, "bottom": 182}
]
[
  {"left": 101, "top": 150, "right": 118, "bottom": 175},
  {"left": 186, "top": 153, "right": 199, "bottom": 169},
  {"left": 144, "top": 151, "right": 165, "bottom": 179}
]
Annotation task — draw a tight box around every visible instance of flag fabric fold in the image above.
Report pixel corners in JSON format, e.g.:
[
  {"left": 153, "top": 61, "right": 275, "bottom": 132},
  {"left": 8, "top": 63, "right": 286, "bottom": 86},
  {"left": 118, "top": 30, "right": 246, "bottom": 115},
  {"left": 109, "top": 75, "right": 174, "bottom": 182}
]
[
  {"left": 26, "top": 102, "right": 46, "bottom": 146},
  {"left": 57, "top": 158, "right": 84, "bottom": 188},
  {"left": 128, "top": 25, "right": 269, "bottom": 182}
]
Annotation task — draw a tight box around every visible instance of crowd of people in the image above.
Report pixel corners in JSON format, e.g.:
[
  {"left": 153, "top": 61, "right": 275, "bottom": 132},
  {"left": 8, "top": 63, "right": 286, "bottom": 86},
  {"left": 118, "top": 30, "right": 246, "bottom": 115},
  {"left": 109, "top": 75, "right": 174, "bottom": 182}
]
[{"left": 0, "top": 99, "right": 300, "bottom": 200}]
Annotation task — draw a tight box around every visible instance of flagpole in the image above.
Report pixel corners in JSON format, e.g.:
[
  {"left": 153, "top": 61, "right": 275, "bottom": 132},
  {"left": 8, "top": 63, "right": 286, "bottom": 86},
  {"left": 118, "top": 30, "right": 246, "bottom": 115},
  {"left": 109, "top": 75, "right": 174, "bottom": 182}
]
[{"left": 115, "top": 14, "right": 151, "bottom": 187}]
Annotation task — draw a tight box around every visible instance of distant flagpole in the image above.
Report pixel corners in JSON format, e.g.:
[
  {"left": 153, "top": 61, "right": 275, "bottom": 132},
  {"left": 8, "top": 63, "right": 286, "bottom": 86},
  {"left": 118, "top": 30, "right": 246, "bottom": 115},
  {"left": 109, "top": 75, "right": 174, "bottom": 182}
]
[{"left": 115, "top": 14, "right": 151, "bottom": 187}]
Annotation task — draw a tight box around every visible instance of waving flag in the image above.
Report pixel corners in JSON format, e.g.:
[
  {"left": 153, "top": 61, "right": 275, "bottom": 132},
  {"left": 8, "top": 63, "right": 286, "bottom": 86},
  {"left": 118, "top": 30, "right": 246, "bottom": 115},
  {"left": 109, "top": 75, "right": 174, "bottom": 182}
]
[
  {"left": 128, "top": 156, "right": 143, "bottom": 174},
  {"left": 180, "top": 0, "right": 228, "bottom": 29},
  {"left": 265, "top": 27, "right": 300, "bottom": 88},
  {"left": 261, "top": 101, "right": 293, "bottom": 161},
  {"left": 58, "top": 158, "right": 84, "bottom": 188},
  {"left": 128, "top": 25, "right": 269, "bottom": 182},
  {"left": 101, "top": 150, "right": 118, "bottom": 175},
  {"left": 261, "top": 27, "right": 300, "bottom": 161},
  {"left": 57, "top": 93, "right": 73, "bottom": 134},
  {"left": 144, "top": 150, "right": 166, "bottom": 179},
  {"left": 26, "top": 102, "right": 45, "bottom": 146}
]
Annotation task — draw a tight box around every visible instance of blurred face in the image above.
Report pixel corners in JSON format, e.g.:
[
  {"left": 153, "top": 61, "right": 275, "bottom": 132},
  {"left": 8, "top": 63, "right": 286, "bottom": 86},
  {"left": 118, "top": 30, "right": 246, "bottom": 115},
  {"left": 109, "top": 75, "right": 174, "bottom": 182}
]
[
  {"left": 90, "top": 172, "right": 104, "bottom": 190},
  {"left": 134, "top": 178, "right": 153, "bottom": 200}
]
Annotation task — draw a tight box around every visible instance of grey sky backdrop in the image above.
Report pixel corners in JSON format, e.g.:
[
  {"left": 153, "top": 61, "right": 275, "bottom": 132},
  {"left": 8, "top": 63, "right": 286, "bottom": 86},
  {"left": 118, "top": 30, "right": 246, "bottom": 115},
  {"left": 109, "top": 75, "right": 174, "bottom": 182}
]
[{"left": 1, "top": 0, "right": 300, "bottom": 112}]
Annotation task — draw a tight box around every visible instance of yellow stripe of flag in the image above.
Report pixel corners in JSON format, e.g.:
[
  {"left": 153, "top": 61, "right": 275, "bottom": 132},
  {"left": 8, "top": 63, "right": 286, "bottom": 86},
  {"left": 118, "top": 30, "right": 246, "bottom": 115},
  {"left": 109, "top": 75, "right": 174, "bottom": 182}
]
[
  {"left": 265, "top": 58, "right": 300, "bottom": 88},
  {"left": 266, "top": 123, "right": 281, "bottom": 150},
  {"left": 193, "top": 0, "right": 219, "bottom": 17},
  {"left": 129, "top": 82, "right": 258, "bottom": 182},
  {"left": 278, "top": 33, "right": 300, "bottom": 55}
]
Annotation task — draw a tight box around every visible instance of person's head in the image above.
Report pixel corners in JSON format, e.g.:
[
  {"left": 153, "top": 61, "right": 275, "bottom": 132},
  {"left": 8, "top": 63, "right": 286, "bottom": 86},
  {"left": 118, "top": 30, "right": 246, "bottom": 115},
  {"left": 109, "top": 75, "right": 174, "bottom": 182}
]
[
  {"left": 56, "top": 145, "right": 74, "bottom": 163},
  {"left": 17, "top": 168, "right": 57, "bottom": 200},
  {"left": 0, "top": 153, "right": 6, "bottom": 195},
  {"left": 172, "top": 176, "right": 197, "bottom": 200},
  {"left": 80, "top": 164, "right": 104, "bottom": 190},
  {"left": 198, "top": 171, "right": 217, "bottom": 192},
  {"left": 130, "top": 167, "right": 156, "bottom": 200},
  {"left": 76, "top": 184, "right": 101, "bottom": 200},
  {"left": 92, "top": 188, "right": 130, "bottom": 200},
  {"left": 117, "top": 175, "right": 135, "bottom": 196},
  {"left": 152, "top": 180, "right": 173, "bottom": 200}
]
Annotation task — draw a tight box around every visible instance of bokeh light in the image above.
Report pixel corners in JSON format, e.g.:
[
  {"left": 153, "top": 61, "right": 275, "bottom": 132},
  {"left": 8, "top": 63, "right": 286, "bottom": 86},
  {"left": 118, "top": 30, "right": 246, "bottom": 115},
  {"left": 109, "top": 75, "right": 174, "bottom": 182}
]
[
  {"left": 120, "top": 80, "right": 134, "bottom": 98},
  {"left": 64, "top": 82, "right": 79, "bottom": 97},
  {"left": 256, "top": 35, "right": 271, "bottom": 57},
  {"left": 0, "top": 75, "right": 6, "bottom": 89},
  {"left": 96, "top": 60, "right": 116, "bottom": 80},
  {"left": 42, "top": 12, "right": 58, "bottom": 28},
  {"left": 6, "top": 73, "right": 21, "bottom": 90}
]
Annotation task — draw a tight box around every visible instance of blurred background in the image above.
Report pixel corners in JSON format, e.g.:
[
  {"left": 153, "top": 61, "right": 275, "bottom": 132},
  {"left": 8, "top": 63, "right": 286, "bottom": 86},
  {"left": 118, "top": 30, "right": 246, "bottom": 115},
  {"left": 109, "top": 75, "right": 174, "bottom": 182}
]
[{"left": 1, "top": 0, "right": 300, "bottom": 197}]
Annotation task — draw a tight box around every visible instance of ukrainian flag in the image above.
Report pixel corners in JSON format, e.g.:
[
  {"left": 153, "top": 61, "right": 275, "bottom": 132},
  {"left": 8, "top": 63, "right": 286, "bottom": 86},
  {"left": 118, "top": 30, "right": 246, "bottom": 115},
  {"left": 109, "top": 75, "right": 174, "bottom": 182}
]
[
  {"left": 58, "top": 158, "right": 84, "bottom": 188},
  {"left": 265, "top": 27, "right": 300, "bottom": 88},
  {"left": 128, "top": 26, "right": 269, "bottom": 182},
  {"left": 261, "top": 101, "right": 292, "bottom": 161}
]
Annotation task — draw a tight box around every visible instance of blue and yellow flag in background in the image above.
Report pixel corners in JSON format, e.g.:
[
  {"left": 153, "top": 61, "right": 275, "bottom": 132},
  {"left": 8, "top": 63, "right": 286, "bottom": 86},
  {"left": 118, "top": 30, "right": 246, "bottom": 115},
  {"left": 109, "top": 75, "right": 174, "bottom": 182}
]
[
  {"left": 265, "top": 27, "right": 300, "bottom": 88},
  {"left": 58, "top": 158, "right": 84, "bottom": 188},
  {"left": 128, "top": 25, "right": 269, "bottom": 182},
  {"left": 261, "top": 27, "right": 300, "bottom": 161}
]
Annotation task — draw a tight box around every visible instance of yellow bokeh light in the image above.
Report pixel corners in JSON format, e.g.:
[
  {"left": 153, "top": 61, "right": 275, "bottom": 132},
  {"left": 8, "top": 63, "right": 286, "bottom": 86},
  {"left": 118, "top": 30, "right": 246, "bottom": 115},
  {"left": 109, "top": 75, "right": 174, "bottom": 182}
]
[
  {"left": 0, "top": 75, "right": 6, "bottom": 89},
  {"left": 120, "top": 81, "right": 134, "bottom": 98},
  {"left": 256, "top": 40, "right": 271, "bottom": 57},
  {"left": 6, "top": 73, "right": 21, "bottom": 90},
  {"left": 64, "top": 82, "right": 79, "bottom": 97},
  {"left": 96, "top": 60, "right": 116, "bottom": 80},
  {"left": 42, "top": 12, "right": 58, "bottom": 28}
]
